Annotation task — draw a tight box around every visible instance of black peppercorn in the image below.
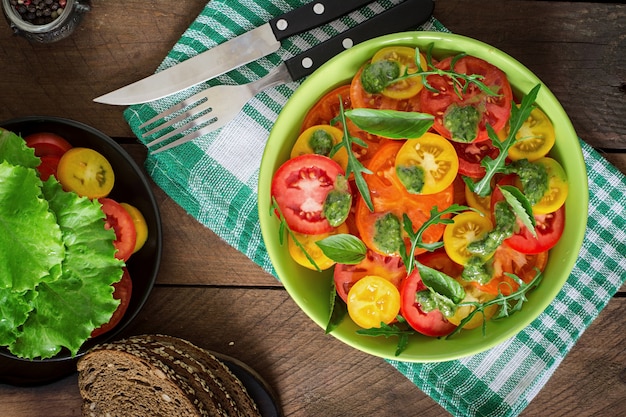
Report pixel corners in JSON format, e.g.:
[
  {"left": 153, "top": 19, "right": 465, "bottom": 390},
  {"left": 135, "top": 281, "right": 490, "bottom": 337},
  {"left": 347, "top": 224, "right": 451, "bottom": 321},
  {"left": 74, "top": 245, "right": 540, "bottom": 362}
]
[{"left": 9, "top": 0, "right": 66, "bottom": 25}]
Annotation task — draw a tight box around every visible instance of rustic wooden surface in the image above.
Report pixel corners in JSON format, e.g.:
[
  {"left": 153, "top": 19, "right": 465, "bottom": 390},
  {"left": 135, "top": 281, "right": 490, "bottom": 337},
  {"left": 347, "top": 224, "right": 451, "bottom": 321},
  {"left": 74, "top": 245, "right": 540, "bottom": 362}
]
[{"left": 1, "top": 1, "right": 625, "bottom": 416}]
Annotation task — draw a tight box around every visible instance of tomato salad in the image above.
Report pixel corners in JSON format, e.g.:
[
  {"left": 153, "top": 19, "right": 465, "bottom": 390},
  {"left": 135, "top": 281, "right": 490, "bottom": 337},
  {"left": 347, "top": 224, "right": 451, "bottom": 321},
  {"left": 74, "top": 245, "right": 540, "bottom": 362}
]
[
  {"left": 270, "top": 45, "right": 568, "bottom": 350},
  {"left": 25, "top": 132, "right": 148, "bottom": 338}
]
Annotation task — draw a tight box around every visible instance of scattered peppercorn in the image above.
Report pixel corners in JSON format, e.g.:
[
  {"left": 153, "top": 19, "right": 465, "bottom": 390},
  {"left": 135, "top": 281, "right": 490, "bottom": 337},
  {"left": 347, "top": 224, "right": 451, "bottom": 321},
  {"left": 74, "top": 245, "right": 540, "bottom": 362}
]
[{"left": 9, "top": 0, "right": 66, "bottom": 25}]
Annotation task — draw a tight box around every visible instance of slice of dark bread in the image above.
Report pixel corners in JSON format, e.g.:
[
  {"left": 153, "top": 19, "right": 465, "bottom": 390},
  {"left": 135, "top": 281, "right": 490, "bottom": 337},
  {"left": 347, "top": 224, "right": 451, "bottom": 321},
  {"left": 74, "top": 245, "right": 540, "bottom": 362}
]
[{"left": 77, "top": 334, "right": 261, "bottom": 417}]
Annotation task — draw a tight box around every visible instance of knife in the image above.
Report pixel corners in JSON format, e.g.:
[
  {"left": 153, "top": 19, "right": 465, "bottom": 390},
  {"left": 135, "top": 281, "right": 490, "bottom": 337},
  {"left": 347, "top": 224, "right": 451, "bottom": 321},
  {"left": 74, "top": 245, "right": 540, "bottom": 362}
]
[
  {"left": 144, "top": 0, "right": 435, "bottom": 153},
  {"left": 94, "top": 0, "right": 386, "bottom": 105}
]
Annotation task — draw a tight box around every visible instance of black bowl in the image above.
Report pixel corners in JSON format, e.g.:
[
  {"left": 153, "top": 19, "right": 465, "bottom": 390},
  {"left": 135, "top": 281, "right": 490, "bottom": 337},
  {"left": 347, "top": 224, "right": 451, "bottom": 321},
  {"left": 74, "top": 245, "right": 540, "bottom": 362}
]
[{"left": 0, "top": 116, "right": 162, "bottom": 385}]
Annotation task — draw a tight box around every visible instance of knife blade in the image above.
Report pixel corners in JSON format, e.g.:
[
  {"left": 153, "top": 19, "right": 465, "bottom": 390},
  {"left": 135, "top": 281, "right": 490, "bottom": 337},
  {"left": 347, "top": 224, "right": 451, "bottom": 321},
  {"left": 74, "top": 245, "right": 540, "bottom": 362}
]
[
  {"left": 94, "top": 0, "right": 380, "bottom": 105},
  {"left": 146, "top": 0, "right": 435, "bottom": 154}
]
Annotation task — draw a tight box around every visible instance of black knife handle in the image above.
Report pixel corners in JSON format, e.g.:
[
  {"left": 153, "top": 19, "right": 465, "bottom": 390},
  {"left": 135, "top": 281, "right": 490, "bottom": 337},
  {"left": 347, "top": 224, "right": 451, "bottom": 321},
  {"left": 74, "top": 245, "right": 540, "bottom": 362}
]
[
  {"left": 269, "top": 0, "right": 374, "bottom": 41},
  {"left": 285, "top": 0, "right": 435, "bottom": 81},
  {"left": 284, "top": 0, "right": 434, "bottom": 81}
]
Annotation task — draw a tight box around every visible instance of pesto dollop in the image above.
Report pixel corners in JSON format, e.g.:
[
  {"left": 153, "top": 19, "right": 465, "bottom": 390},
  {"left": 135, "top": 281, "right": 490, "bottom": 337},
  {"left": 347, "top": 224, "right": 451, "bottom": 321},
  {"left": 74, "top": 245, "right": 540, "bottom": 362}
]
[
  {"left": 373, "top": 212, "right": 403, "bottom": 255},
  {"left": 462, "top": 201, "right": 517, "bottom": 284},
  {"left": 309, "top": 129, "right": 334, "bottom": 156},
  {"left": 507, "top": 159, "right": 549, "bottom": 205},
  {"left": 360, "top": 60, "right": 401, "bottom": 94},
  {"left": 396, "top": 164, "right": 425, "bottom": 194},
  {"left": 323, "top": 175, "right": 351, "bottom": 227},
  {"left": 443, "top": 103, "right": 481, "bottom": 143}
]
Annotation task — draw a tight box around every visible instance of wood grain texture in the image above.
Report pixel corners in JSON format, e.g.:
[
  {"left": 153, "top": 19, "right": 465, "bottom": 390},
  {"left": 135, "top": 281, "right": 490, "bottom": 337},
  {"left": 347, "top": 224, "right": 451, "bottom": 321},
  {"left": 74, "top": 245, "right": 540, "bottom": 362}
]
[{"left": 0, "top": 1, "right": 625, "bottom": 416}]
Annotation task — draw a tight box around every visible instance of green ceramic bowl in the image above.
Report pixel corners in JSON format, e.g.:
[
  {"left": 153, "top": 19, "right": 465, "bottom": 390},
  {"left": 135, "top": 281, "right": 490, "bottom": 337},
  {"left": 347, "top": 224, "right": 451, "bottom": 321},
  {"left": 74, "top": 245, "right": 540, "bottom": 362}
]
[{"left": 258, "top": 32, "right": 588, "bottom": 362}]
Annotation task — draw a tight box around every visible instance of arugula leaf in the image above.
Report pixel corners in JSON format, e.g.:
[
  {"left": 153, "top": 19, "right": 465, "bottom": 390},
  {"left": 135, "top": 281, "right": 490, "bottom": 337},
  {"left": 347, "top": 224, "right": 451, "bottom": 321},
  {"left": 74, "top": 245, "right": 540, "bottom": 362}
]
[
  {"left": 316, "top": 234, "right": 367, "bottom": 265},
  {"left": 356, "top": 317, "right": 415, "bottom": 356},
  {"left": 333, "top": 99, "right": 374, "bottom": 211},
  {"left": 499, "top": 185, "right": 537, "bottom": 237},
  {"left": 344, "top": 108, "right": 433, "bottom": 139},
  {"left": 465, "top": 84, "right": 541, "bottom": 197}
]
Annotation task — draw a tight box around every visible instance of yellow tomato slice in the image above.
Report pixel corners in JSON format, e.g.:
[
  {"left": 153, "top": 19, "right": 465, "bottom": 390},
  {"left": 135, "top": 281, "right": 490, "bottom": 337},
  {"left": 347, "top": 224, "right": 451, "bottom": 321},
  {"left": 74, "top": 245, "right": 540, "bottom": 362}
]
[
  {"left": 464, "top": 183, "right": 491, "bottom": 216},
  {"left": 120, "top": 203, "right": 149, "bottom": 253},
  {"left": 395, "top": 132, "right": 459, "bottom": 195},
  {"left": 347, "top": 275, "right": 401, "bottom": 329},
  {"left": 443, "top": 211, "right": 494, "bottom": 265},
  {"left": 371, "top": 46, "right": 426, "bottom": 99},
  {"left": 446, "top": 283, "right": 498, "bottom": 329},
  {"left": 528, "top": 157, "right": 569, "bottom": 214},
  {"left": 498, "top": 106, "right": 556, "bottom": 161},
  {"left": 288, "top": 223, "right": 349, "bottom": 271},
  {"left": 290, "top": 125, "right": 349, "bottom": 171},
  {"left": 57, "top": 147, "right": 115, "bottom": 198}
]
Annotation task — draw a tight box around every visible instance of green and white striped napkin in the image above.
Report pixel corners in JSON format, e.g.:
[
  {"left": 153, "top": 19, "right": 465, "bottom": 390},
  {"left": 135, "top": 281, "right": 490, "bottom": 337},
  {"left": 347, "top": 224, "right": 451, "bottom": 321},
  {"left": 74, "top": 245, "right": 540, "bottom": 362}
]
[{"left": 124, "top": 1, "right": 626, "bottom": 416}]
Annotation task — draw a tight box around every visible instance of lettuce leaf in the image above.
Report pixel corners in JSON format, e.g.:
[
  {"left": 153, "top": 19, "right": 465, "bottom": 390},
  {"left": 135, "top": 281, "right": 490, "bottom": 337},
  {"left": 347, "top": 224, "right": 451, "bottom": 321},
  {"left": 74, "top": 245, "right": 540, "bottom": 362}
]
[{"left": 0, "top": 130, "right": 125, "bottom": 359}]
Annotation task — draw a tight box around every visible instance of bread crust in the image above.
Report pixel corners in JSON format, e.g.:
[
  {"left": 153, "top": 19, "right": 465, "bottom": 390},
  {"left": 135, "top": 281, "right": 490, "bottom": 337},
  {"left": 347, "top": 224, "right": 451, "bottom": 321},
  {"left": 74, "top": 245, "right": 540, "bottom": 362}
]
[{"left": 77, "top": 334, "right": 262, "bottom": 417}]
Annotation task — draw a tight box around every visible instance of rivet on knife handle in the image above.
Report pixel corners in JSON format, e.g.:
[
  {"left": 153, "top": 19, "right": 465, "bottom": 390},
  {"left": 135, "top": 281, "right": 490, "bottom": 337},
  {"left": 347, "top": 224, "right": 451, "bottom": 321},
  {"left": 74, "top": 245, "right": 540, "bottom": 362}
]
[
  {"left": 269, "top": 0, "right": 375, "bottom": 41},
  {"left": 285, "top": 0, "right": 435, "bottom": 81}
]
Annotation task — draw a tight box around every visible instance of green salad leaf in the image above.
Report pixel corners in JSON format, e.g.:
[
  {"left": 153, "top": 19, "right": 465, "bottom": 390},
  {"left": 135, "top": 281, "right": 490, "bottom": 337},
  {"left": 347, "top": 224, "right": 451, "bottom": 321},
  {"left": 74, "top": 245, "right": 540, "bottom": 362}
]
[{"left": 0, "top": 130, "right": 124, "bottom": 359}]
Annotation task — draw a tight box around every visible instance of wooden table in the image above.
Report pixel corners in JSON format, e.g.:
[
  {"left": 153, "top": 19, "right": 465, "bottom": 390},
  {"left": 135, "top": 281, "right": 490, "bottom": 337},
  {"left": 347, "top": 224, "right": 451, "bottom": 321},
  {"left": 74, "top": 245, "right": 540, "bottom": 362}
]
[{"left": 2, "top": 1, "right": 625, "bottom": 416}]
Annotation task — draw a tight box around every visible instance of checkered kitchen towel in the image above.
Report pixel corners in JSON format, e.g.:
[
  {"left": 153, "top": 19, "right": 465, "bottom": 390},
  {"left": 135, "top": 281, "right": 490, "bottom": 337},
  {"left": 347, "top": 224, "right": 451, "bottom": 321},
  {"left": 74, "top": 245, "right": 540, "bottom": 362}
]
[{"left": 124, "top": 1, "right": 626, "bottom": 416}]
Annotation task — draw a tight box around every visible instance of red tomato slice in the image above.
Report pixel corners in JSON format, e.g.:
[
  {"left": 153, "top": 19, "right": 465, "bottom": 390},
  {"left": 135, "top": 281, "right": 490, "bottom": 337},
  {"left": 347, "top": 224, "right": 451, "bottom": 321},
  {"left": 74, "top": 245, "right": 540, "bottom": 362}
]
[
  {"left": 334, "top": 250, "right": 406, "bottom": 303},
  {"left": 451, "top": 140, "right": 501, "bottom": 178},
  {"left": 420, "top": 55, "right": 513, "bottom": 143},
  {"left": 416, "top": 249, "right": 464, "bottom": 279},
  {"left": 400, "top": 268, "right": 457, "bottom": 337},
  {"left": 24, "top": 132, "right": 73, "bottom": 157},
  {"left": 355, "top": 141, "right": 454, "bottom": 256},
  {"left": 91, "top": 267, "right": 133, "bottom": 338},
  {"left": 100, "top": 197, "right": 137, "bottom": 262},
  {"left": 36, "top": 155, "right": 61, "bottom": 181},
  {"left": 491, "top": 176, "right": 566, "bottom": 254},
  {"left": 271, "top": 154, "right": 349, "bottom": 235}
]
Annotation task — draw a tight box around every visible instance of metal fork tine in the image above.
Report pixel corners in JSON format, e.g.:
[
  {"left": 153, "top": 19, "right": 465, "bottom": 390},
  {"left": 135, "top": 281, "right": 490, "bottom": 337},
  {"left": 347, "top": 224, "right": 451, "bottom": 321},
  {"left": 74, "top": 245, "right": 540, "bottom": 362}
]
[
  {"left": 143, "top": 100, "right": 213, "bottom": 148},
  {"left": 139, "top": 89, "right": 209, "bottom": 130}
]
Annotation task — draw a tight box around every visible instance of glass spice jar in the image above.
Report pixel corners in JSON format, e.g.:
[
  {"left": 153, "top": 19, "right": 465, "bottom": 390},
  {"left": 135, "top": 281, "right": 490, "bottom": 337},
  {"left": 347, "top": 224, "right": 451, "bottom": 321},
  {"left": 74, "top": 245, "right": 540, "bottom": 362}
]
[{"left": 1, "top": 0, "right": 90, "bottom": 43}]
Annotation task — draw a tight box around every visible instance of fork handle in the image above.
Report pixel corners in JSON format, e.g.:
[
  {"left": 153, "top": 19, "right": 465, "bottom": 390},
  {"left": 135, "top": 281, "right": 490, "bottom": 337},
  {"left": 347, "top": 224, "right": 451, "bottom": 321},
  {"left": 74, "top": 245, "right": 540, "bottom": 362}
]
[
  {"left": 284, "top": 0, "right": 434, "bottom": 81},
  {"left": 269, "top": 0, "right": 374, "bottom": 41}
]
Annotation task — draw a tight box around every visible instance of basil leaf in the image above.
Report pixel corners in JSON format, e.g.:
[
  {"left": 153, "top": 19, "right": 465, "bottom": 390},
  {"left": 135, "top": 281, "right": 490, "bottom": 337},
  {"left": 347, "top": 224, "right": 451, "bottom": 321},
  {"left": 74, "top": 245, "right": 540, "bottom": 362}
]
[
  {"left": 417, "top": 263, "right": 466, "bottom": 305},
  {"left": 345, "top": 108, "right": 434, "bottom": 139},
  {"left": 316, "top": 234, "right": 367, "bottom": 264},
  {"left": 499, "top": 185, "right": 537, "bottom": 237},
  {"left": 326, "top": 282, "right": 347, "bottom": 334}
]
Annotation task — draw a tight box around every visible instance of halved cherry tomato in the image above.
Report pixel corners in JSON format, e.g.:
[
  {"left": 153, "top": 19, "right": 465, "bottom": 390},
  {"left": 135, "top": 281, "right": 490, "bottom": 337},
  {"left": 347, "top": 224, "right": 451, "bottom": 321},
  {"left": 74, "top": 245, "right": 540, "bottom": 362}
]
[
  {"left": 471, "top": 246, "right": 549, "bottom": 296},
  {"left": 24, "top": 132, "right": 72, "bottom": 158},
  {"left": 420, "top": 55, "right": 513, "bottom": 143},
  {"left": 395, "top": 132, "right": 459, "bottom": 195},
  {"left": 525, "top": 157, "right": 568, "bottom": 214},
  {"left": 443, "top": 211, "right": 494, "bottom": 265},
  {"left": 91, "top": 267, "right": 133, "bottom": 338},
  {"left": 57, "top": 147, "right": 115, "bottom": 198},
  {"left": 334, "top": 250, "right": 406, "bottom": 303},
  {"left": 355, "top": 141, "right": 454, "bottom": 256},
  {"left": 36, "top": 155, "right": 61, "bottom": 181},
  {"left": 451, "top": 140, "right": 501, "bottom": 178},
  {"left": 498, "top": 106, "right": 555, "bottom": 161},
  {"left": 491, "top": 176, "right": 566, "bottom": 254},
  {"left": 291, "top": 125, "right": 349, "bottom": 171},
  {"left": 271, "top": 154, "right": 351, "bottom": 235},
  {"left": 400, "top": 269, "right": 457, "bottom": 337},
  {"left": 370, "top": 46, "right": 426, "bottom": 99},
  {"left": 347, "top": 275, "right": 401, "bottom": 329},
  {"left": 120, "top": 203, "right": 148, "bottom": 254},
  {"left": 465, "top": 183, "right": 491, "bottom": 216},
  {"left": 100, "top": 198, "right": 137, "bottom": 262},
  {"left": 289, "top": 223, "right": 349, "bottom": 271},
  {"left": 350, "top": 65, "right": 422, "bottom": 112}
]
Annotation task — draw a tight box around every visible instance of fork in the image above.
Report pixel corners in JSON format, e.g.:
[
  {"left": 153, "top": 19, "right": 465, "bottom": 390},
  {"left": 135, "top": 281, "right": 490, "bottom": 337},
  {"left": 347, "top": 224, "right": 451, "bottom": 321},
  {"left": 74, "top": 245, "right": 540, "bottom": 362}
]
[{"left": 140, "top": 0, "right": 434, "bottom": 154}]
